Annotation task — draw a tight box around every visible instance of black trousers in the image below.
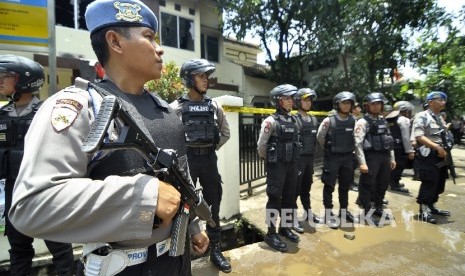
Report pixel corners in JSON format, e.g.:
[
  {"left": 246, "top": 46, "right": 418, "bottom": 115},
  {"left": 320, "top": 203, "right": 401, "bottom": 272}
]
[
  {"left": 391, "top": 148, "right": 408, "bottom": 184},
  {"left": 265, "top": 160, "right": 298, "bottom": 229},
  {"left": 358, "top": 152, "right": 391, "bottom": 210},
  {"left": 321, "top": 153, "right": 353, "bottom": 209},
  {"left": 187, "top": 150, "right": 222, "bottom": 243},
  {"left": 6, "top": 216, "right": 74, "bottom": 276},
  {"left": 295, "top": 154, "right": 314, "bottom": 213},
  {"left": 416, "top": 150, "right": 447, "bottom": 205}
]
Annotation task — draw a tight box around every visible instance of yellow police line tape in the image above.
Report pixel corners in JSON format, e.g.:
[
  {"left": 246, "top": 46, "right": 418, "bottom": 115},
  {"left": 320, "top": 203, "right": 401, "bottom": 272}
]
[{"left": 222, "top": 105, "right": 329, "bottom": 116}]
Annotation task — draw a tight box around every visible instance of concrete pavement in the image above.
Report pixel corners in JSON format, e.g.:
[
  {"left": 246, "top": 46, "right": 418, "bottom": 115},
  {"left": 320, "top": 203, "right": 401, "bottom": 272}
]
[{"left": 193, "top": 144, "right": 465, "bottom": 275}]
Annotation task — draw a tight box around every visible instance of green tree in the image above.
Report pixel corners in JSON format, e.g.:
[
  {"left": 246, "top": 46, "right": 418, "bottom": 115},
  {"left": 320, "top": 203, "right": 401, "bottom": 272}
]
[
  {"left": 217, "top": 0, "right": 447, "bottom": 101},
  {"left": 145, "top": 61, "right": 186, "bottom": 103}
]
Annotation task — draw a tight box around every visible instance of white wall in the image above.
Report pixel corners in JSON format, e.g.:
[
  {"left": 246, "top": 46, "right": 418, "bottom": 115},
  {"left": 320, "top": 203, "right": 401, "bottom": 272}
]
[{"left": 213, "top": 95, "right": 243, "bottom": 220}]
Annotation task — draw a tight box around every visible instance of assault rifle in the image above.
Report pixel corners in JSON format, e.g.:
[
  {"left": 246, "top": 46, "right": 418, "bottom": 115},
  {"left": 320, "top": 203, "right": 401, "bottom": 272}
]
[
  {"left": 436, "top": 129, "right": 456, "bottom": 184},
  {"left": 81, "top": 95, "right": 215, "bottom": 256}
]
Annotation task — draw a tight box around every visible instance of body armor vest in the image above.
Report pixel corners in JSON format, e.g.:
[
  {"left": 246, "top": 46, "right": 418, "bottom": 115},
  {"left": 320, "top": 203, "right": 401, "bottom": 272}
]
[
  {"left": 88, "top": 82, "right": 187, "bottom": 180},
  {"left": 0, "top": 102, "right": 42, "bottom": 213},
  {"left": 267, "top": 114, "right": 300, "bottom": 163},
  {"left": 180, "top": 99, "right": 219, "bottom": 147},
  {"left": 363, "top": 115, "right": 394, "bottom": 152},
  {"left": 295, "top": 114, "right": 317, "bottom": 155},
  {"left": 386, "top": 116, "right": 403, "bottom": 151},
  {"left": 325, "top": 115, "right": 355, "bottom": 154}
]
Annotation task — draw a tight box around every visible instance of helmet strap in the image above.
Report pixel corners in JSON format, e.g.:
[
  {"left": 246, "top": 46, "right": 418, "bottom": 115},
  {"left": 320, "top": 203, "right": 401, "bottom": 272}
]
[{"left": 8, "top": 92, "right": 21, "bottom": 102}]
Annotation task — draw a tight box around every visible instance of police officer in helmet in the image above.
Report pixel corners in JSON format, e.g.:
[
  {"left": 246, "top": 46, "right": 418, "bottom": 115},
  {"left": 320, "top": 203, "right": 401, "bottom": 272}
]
[
  {"left": 386, "top": 101, "right": 415, "bottom": 194},
  {"left": 0, "top": 55, "right": 75, "bottom": 276},
  {"left": 317, "top": 91, "right": 359, "bottom": 229},
  {"left": 411, "top": 91, "right": 451, "bottom": 224},
  {"left": 257, "top": 84, "right": 301, "bottom": 252},
  {"left": 292, "top": 88, "right": 322, "bottom": 232},
  {"left": 170, "top": 58, "right": 231, "bottom": 273},
  {"left": 354, "top": 92, "right": 396, "bottom": 226}
]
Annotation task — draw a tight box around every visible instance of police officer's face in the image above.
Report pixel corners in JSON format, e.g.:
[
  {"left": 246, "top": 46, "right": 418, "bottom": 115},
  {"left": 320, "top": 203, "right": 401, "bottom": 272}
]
[
  {"left": 279, "top": 96, "right": 294, "bottom": 111},
  {"left": 120, "top": 27, "right": 164, "bottom": 82},
  {"left": 428, "top": 98, "right": 446, "bottom": 113},
  {"left": 368, "top": 101, "right": 383, "bottom": 115},
  {"left": 300, "top": 97, "right": 312, "bottom": 111},
  {"left": 338, "top": 100, "right": 352, "bottom": 114},
  {"left": 194, "top": 73, "right": 209, "bottom": 93},
  {"left": 0, "top": 72, "right": 16, "bottom": 96}
]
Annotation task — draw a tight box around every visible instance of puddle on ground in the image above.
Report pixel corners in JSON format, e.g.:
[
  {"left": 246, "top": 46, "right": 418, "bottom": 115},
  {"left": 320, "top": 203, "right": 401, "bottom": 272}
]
[{"left": 221, "top": 203, "right": 465, "bottom": 276}]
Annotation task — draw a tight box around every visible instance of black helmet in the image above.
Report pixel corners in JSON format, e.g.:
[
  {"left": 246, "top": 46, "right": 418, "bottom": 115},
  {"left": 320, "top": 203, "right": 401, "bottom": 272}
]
[
  {"left": 333, "top": 91, "right": 355, "bottom": 109},
  {"left": 0, "top": 55, "right": 45, "bottom": 93},
  {"left": 364, "top": 92, "right": 388, "bottom": 105},
  {"left": 270, "top": 84, "right": 298, "bottom": 106},
  {"left": 180, "top": 59, "right": 215, "bottom": 88}
]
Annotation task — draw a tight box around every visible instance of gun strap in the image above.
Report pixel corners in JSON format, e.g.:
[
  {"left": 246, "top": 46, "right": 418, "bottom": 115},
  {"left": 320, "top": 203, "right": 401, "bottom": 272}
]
[{"left": 90, "top": 80, "right": 156, "bottom": 148}]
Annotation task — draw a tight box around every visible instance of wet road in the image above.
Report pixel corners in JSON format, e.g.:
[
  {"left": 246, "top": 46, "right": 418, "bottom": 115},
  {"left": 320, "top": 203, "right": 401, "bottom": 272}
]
[{"left": 192, "top": 144, "right": 465, "bottom": 275}]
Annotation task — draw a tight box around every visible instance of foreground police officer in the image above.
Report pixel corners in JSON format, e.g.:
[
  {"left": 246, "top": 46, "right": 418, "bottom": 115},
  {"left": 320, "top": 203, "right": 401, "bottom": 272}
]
[
  {"left": 170, "top": 59, "right": 231, "bottom": 273},
  {"left": 412, "top": 91, "right": 451, "bottom": 224},
  {"left": 0, "top": 55, "right": 75, "bottom": 276},
  {"left": 257, "top": 84, "right": 300, "bottom": 252},
  {"left": 386, "top": 101, "right": 415, "bottom": 194},
  {"left": 292, "top": 88, "right": 321, "bottom": 232},
  {"left": 317, "top": 91, "right": 359, "bottom": 229},
  {"left": 354, "top": 93, "right": 396, "bottom": 226},
  {"left": 9, "top": 1, "right": 208, "bottom": 275}
]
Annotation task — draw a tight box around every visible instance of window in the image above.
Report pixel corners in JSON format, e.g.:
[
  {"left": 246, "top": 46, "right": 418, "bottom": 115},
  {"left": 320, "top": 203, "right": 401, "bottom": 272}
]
[
  {"left": 160, "top": 12, "right": 194, "bottom": 51},
  {"left": 201, "top": 34, "right": 219, "bottom": 62}
]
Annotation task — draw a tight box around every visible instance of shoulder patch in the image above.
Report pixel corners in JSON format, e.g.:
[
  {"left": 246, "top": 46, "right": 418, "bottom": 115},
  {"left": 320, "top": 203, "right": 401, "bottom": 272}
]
[
  {"left": 51, "top": 105, "right": 79, "bottom": 132},
  {"left": 56, "top": 99, "right": 83, "bottom": 111}
]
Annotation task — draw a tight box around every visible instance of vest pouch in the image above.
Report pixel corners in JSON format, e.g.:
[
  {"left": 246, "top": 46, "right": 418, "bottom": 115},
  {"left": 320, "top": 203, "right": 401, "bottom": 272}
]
[
  {"left": 363, "top": 135, "right": 374, "bottom": 151},
  {"left": 267, "top": 143, "right": 278, "bottom": 163},
  {"left": 0, "top": 120, "right": 16, "bottom": 147},
  {"left": 284, "top": 142, "right": 294, "bottom": 162},
  {"left": 383, "top": 135, "right": 394, "bottom": 151}
]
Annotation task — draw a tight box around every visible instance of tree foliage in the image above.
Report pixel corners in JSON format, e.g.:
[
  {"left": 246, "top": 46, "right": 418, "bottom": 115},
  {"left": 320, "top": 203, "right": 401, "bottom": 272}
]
[
  {"left": 217, "top": 0, "right": 450, "bottom": 102},
  {"left": 145, "top": 61, "right": 186, "bottom": 103}
]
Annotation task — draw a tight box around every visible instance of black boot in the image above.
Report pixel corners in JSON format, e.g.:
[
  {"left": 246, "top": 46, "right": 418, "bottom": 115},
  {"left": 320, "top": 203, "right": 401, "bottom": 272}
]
[
  {"left": 339, "top": 209, "right": 360, "bottom": 224},
  {"left": 361, "top": 208, "right": 381, "bottom": 227},
  {"left": 390, "top": 182, "right": 409, "bottom": 194},
  {"left": 308, "top": 210, "right": 323, "bottom": 224},
  {"left": 419, "top": 204, "right": 436, "bottom": 224},
  {"left": 210, "top": 242, "right": 232, "bottom": 273},
  {"left": 428, "top": 204, "right": 450, "bottom": 216},
  {"left": 325, "top": 210, "right": 340, "bottom": 229},
  {"left": 373, "top": 207, "right": 394, "bottom": 220},
  {"left": 291, "top": 215, "right": 304, "bottom": 234},
  {"left": 264, "top": 228, "right": 287, "bottom": 252},
  {"left": 278, "top": 227, "right": 300, "bottom": 243}
]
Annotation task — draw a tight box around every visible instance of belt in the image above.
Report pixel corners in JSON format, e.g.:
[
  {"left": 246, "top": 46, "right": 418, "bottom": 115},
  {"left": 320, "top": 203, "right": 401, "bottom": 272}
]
[
  {"left": 187, "top": 147, "right": 214, "bottom": 155},
  {"left": 83, "top": 238, "right": 171, "bottom": 276}
]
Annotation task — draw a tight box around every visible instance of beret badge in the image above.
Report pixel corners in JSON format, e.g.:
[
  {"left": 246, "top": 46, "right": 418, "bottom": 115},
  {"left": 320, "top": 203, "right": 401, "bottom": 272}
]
[{"left": 114, "top": 1, "right": 143, "bottom": 22}]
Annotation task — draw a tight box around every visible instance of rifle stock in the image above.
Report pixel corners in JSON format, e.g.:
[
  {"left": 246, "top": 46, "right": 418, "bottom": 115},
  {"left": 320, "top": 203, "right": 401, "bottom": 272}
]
[
  {"left": 438, "top": 129, "right": 456, "bottom": 184},
  {"left": 82, "top": 95, "right": 215, "bottom": 256}
]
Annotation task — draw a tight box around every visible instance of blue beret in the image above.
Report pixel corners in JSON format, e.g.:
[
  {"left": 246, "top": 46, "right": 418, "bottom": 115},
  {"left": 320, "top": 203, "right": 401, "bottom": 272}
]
[
  {"left": 85, "top": 0, "right": 158, "bottom": 35},
  {"left": 426, "top": 91, "right": 447, "bottom": 101}
]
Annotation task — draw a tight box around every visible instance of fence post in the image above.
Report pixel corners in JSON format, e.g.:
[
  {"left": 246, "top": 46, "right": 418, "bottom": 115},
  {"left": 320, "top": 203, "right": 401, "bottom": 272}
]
[{"left": 213, "top": 95, "right": 243, "bottom": 220}]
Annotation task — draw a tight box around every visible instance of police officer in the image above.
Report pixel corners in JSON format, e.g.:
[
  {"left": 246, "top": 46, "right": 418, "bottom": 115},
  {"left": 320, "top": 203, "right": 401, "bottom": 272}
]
[
  {"left": 386, "top": 101, "right": 415, "bottom": 194},
  {"left": 292, "top": 88, "right": 321, "bottom": 233},
  {"left": 170, "top": 58, "right": 231, "bottom": 273},
  {"left": 316, "top": 91, "right": 359, "bottom": 229},
  {"left": 257, "top": 84, "right": 300, "bottom": 252},
  {"left": 9, "top": 1, "right": 208, "bottom": 275},
  {"left": 412, "top": 91, "right": 451, "bottom": 224},
  {"left": 354, "top": 92, "right": 396, "bottom": 226},
  {"left": 0, "top": 55, "right": 75, "bottom": 276}
]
